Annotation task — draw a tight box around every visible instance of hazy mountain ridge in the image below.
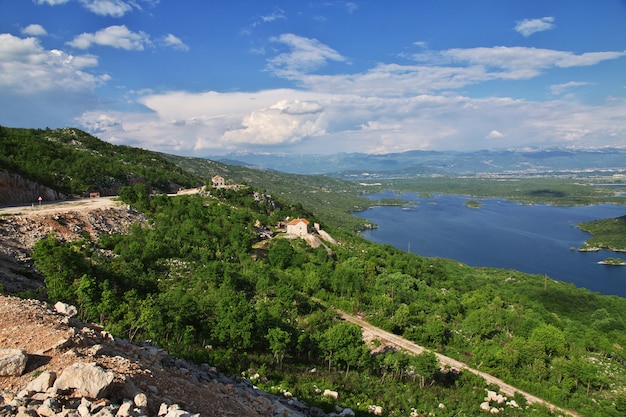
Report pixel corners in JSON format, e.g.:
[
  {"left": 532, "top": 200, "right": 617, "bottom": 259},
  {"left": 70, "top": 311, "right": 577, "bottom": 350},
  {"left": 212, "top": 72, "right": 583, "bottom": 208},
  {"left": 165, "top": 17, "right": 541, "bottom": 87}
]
[{"left": 212, "top": 148, "right": 626, "bottom": 178}]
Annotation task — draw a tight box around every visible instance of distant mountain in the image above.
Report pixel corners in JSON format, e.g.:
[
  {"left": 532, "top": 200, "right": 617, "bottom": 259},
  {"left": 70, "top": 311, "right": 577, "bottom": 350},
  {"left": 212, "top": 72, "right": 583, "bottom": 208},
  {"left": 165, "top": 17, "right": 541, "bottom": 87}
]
[{"left": 211, "top": 148, "right": 626, "bottom": 178}]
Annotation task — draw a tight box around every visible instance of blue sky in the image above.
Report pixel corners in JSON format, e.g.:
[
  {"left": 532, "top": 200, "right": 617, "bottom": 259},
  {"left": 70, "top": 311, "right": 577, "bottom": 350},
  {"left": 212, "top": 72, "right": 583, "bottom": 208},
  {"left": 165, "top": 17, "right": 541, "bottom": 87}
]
[{"left": 1, "top": 1, "right": 625, "bottom": 156}]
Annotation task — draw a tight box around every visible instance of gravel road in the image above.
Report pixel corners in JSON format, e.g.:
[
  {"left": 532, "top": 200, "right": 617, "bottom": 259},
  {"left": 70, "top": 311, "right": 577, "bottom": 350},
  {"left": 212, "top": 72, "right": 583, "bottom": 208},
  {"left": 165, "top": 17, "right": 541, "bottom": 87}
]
[{"left": 335, "top": 309, "right": 580, "bottom": 417}]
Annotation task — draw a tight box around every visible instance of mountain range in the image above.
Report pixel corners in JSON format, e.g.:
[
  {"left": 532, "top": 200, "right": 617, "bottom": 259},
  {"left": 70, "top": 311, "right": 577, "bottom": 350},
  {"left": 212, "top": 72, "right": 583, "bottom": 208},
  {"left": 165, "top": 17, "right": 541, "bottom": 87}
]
[{"left": 213, "top": 147, "right": 626, "bottom": 178}]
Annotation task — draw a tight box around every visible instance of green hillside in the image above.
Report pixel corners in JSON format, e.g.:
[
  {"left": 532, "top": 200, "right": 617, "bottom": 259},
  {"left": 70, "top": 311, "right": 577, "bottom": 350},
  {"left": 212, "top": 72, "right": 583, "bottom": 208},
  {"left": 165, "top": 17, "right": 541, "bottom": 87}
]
[
  {"left": 24, "top": 186, "right": 626, "bottom": 417},
  {"left": 3, "top": 127, "right": 626, "bottom": 416},
  {"left": 0, "top": 126, "right": 202, "bottom": 196},
  {"left": 162, "top": 153, "right": 384, "bottom": 230}
]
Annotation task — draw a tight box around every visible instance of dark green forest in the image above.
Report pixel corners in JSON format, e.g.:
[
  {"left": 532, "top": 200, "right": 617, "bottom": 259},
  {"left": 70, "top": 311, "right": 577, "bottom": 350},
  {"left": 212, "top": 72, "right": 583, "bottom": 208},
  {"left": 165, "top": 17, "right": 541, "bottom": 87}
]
[{"left": 25, "top": 185, "right": 626, "bottom": 417}]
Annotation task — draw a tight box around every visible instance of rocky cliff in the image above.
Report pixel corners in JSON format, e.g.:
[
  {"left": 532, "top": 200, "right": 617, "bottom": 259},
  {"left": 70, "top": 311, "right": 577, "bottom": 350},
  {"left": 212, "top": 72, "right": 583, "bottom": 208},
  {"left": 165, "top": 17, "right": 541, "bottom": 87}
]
[{"left": 0, "top": 172, "right": 65, "bottom": 206}]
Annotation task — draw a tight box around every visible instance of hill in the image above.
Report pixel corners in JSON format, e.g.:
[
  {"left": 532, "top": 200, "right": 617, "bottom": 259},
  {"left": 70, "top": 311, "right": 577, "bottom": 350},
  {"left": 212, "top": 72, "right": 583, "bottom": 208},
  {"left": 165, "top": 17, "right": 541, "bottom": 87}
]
[
  {"left": 2, "top": 128, "right": 626, "bottom": 417},
  {"left": 0, "top": 126, "right": 202, "bottom": 205}
]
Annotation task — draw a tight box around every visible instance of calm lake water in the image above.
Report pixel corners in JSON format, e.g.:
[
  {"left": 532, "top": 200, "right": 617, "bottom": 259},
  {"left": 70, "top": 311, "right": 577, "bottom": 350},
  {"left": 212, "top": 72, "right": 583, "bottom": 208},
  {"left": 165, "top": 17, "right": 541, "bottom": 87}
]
[{"left": 356, "top": 191, "right": 626, "bottom": 298}]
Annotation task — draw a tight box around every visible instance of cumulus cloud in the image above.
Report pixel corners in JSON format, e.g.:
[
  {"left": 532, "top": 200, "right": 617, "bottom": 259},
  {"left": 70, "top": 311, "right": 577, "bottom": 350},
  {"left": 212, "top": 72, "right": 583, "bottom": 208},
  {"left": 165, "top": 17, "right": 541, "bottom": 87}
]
[
  {"left": 67, "top": 25, "right": 150, "bottom": 50},
  {"left": 162, "top": 34, "right": 189, "bottom": 51},
  {"left": 514, "top": 17, "right": 555, "bottom": 37},
  {"left": 76, "top": 86, "right": 626, "bottom": 156},
  {"left": 21, "top": 24, "right": 48, "bottom": 36},
  {"left": 0, "top": 33, "right": 108, "bottom": 127},
  {"left": 267, "top": 33, "right": 347, "bottom": 78},
  {"left": 0, "top": 34, "right": 103, "bottom": 94},
  {"left": 79, "top": 0, "right": 134, "bottom": 17},
  {"left": 35, "top": 0, "right": 140, "bottom": 16}
]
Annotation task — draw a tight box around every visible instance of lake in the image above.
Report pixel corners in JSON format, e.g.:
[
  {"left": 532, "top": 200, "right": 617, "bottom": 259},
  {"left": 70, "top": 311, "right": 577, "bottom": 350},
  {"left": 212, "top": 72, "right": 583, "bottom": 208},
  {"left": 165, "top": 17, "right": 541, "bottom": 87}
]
[{"left": 356, "top": 191, "right": 626, "bottom": 297}]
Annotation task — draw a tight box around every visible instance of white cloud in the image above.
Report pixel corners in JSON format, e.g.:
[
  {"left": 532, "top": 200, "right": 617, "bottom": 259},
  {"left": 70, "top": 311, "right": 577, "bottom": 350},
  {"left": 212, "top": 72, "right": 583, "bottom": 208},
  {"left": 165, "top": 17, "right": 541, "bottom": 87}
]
[
  {"left": 514, "top": 17, "right": 555, "bottom": 37},
  {"left": 73, "top": 35, "right": 626, "bottom": 155},
  {"left": 267, "top": 33, "right": 347, "bottom": 78},
  {"left": 67, "top": 25, "right": 150, "bottom": 50},
  {"left": 550, "top": 81, "right": 590, "bottom": 96},
  {"left": 21, "top": 24, "right": 48, "bottom": 37},
  {"left": 262, "top": 42, "right": 625, "bottom": 98},
  {"left": 260, "top": 7, "right": 286, "bottom": 23},
  {"left": 77, "top": 87, "right": 626, "bottom": 156},
  {"left": 486, "top": 130, "right": 504, "bottom": 139},
  {"left": 34, "top": 0, "right": 70, "bottom": 5},
  {"left": 78, "top": 0, "right": 134, "bottom": 17},
  {"left": 0, "top": 34, "right": 103, "bottom": 94},
  {"left": 34, "top": 0, "right": 139, "bottom": 16},
  {"left": 162, "top": 34, "right": 189, "bottom": 51},
  {"left": 441, "top": 46, "right": 626, "bottom": 74},
  {"left": 0, "top": 33, "right": 108, "bottom": 127}
]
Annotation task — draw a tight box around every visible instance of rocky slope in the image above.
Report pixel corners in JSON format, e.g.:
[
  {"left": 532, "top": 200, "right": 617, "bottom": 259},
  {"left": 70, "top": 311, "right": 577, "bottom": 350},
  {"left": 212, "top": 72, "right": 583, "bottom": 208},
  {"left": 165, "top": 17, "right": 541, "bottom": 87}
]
[
  {"left": 0, "top": 201, "right": 329, "bottom": 417},
  {"left": 0, "top": 202, "right": 146, "bottom": 294},
  {"left": 0, "top": 296, "right": 324, "bottom": 417}
]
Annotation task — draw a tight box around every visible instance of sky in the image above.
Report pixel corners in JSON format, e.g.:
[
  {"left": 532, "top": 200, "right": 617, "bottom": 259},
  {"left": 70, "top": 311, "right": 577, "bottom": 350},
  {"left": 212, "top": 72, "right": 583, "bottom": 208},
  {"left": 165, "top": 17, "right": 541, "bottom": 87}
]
[{"left": 1, "top": 1, "right": 625, "bottom": 156}]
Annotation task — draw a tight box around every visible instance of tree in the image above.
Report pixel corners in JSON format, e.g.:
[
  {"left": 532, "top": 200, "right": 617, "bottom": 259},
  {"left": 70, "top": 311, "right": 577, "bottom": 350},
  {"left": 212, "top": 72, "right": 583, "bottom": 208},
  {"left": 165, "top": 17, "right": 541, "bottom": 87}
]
[
  {"left": 32, "top": 234, "right": 89, "bottom": 302},
  {"left": 268, "top": 239, "right": 295, "bottom": 269},
  {"left": 266, "top": 327, "right": 291, "bottom": 367},
  {"left": 320, "top": 322, "right": 367, "bottom": 377},
  {"left": 410, "top": 351, "right": 440, "bottom": 388}
]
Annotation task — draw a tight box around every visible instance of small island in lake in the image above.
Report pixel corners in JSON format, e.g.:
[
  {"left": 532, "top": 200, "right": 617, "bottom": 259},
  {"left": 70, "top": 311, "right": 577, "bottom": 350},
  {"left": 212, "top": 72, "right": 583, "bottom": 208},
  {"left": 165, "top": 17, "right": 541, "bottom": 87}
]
[
  {"left": 578, "top": 214, "right": 626, "bottom": 253},
  {"left": 464, "top": 199, "right": 483, "bottom": 209},
  {"left": 597, "top": 257, "right": 626, "bottom": 266}
]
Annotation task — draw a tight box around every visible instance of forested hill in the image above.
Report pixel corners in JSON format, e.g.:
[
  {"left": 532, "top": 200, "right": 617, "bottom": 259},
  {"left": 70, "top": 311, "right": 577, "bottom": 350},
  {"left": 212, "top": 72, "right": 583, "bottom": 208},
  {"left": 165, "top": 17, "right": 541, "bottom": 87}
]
[
  {"left": 0, "top": 126, "right": 201, "bottom": 199},
  {"left": 0, "top": 126, "right": 375, "bottom": 229}
]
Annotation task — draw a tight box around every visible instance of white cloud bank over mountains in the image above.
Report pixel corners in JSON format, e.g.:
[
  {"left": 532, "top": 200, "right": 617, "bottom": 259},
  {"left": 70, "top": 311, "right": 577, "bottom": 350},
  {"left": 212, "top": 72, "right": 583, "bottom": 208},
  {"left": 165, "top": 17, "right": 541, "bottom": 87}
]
[
  {"left": 74, "top": 33, "right": 626, "bottom": 155},
  {"left": 1, "top": 12, "right": 625, "bottom": 155}
]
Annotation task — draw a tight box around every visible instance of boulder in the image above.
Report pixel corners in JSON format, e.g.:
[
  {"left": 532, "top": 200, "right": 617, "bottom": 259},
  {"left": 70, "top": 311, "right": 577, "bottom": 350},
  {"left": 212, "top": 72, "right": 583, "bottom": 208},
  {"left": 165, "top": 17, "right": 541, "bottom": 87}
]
[
  {"left": 368, "top": 405, "right": 383, "bottom": 415},
  {"left": 53, "top": 362, "right": 114, "bottom": 398},
  {"left": 323, "top": 389, "right": 339, "bottom": 400},
  {"left": 54, "top": 301, "right": 78, "bottom": 317},
  {"left": 0, "top": 349, "right": 28, "bottom": 376},
  {"left": 26, "top": 371, "right": 57, "bottom": 393}
]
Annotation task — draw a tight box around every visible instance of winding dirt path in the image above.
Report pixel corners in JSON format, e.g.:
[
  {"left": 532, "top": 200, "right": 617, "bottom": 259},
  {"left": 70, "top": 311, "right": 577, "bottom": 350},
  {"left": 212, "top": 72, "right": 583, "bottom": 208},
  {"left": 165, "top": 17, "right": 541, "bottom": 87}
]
[{"left": 335, "top": 309, "right": 581, "bottom": 417}]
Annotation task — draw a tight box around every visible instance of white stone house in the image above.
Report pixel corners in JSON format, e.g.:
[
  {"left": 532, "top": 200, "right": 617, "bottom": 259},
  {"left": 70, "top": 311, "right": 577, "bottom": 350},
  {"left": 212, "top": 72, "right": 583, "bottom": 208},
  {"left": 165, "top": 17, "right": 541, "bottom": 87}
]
[
  {"left": 212, "top": 175, "right": 225, "bottom": 188},
  {"left": 286, "top": 218, "right": 310, "bottom": 237}
]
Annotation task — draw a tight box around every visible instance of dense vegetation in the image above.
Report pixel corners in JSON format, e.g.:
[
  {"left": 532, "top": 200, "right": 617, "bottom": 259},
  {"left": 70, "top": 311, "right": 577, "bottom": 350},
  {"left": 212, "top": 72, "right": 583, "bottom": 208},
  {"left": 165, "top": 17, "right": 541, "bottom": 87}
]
[
  {"left": 578, "top": 215, "right": 626, "bottom": 251},
  {"left": 0, "top": 126, "right": 201, "bottom": 196},
  {"left": 4, "top": 127, "right": 626, "bottom": 416},
  {"left": 24, "top": 185, "right": 626, "bottom": 417},
  {"left": 162, "top": 153, "right": 379, "bottom": 230}
]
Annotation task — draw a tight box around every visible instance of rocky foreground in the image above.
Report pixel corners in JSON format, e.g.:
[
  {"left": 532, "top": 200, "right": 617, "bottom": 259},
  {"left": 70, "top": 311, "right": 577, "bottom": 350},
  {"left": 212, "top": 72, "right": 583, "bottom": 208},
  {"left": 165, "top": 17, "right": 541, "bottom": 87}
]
[{"left": 0, "top": 296, "right": 326, "bottom": 417}]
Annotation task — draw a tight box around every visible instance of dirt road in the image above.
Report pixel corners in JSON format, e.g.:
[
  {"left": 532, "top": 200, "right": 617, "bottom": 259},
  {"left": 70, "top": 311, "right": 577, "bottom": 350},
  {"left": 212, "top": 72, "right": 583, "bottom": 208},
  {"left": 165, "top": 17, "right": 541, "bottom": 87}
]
[
  {"left": 336, "top": 309, "right": 580, "bottom": 417},
  {"left": 0, "top": 187, "right": 205, "bottom": 217},
  {"left": 0, "top": 196, "right": 120, "bottom": 217}
]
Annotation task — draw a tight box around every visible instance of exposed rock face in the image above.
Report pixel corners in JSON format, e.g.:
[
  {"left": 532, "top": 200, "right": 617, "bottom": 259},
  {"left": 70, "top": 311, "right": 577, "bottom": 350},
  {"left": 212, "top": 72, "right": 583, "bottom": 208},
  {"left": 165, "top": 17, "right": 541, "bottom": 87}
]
[{"left": 0, "top": 171, "right": 64, "bottom": 206}]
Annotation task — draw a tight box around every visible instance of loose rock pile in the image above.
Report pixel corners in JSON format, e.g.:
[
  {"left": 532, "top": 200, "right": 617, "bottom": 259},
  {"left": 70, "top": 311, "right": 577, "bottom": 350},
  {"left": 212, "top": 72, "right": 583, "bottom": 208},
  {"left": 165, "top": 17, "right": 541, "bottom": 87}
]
[
  {"left": 0, "top": 206, "right": 147, "bottom": 293},
  {"left": 0, "top": 296, "right": 327, "bottom": 417}
]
